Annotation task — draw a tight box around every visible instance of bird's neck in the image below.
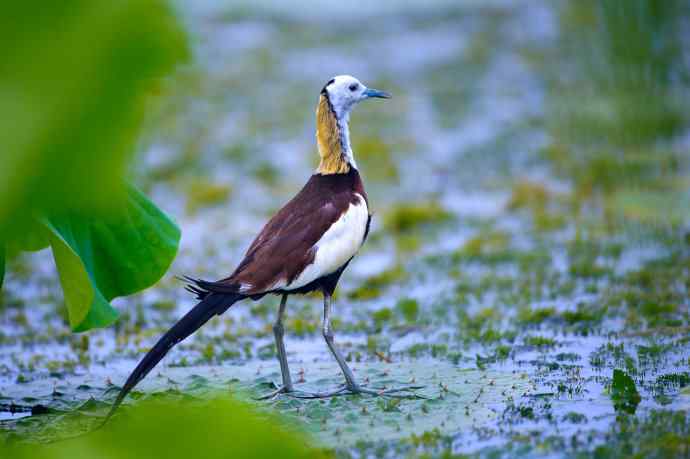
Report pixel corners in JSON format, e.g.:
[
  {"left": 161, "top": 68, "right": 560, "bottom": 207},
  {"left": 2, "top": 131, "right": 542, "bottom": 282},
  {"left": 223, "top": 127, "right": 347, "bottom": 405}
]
[{"left": 315, "top": 95, "right": 356, "bottom": 175}]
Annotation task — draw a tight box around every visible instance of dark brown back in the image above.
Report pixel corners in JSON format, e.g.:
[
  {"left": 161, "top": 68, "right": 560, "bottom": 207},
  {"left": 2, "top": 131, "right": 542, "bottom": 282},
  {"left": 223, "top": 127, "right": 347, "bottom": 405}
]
[{"left": 220, "top": 168, "right": 368, "bottom": 294}]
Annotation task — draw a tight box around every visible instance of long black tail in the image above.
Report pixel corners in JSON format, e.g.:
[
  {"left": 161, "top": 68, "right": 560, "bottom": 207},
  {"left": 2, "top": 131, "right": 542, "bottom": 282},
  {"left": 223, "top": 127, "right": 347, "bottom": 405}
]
[{"left": 104, "top": 291, "right": 243, "bottom": 423}]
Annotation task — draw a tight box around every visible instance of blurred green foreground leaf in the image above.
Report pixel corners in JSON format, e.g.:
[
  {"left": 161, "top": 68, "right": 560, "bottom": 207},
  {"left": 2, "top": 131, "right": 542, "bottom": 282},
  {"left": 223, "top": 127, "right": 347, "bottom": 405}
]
[
  {"left": 0, "top": 397, "right": 322, "bottom": 459},
  {"left": 0, "top": 1, "right": 188, "bottom": 330},
  {"left": 46, "top": 186, "right": 180, "bottom": 331}
]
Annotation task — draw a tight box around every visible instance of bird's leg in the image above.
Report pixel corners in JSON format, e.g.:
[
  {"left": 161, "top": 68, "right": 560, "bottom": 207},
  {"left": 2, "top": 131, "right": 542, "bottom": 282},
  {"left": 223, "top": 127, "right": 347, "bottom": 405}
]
[
  {"left": 289, "top": 292, "right": 424, "bottom": 400},
  {"left": 322, "top": 293, "right": 359, "bottom": 391},
  {"left": 274, "top": 294, "right": 293, "bottom": 392},
  {"left": 257, "top": 295, "right": 293, "bottom": 399},
  {"left": 259, "top": 293, "right": 424, "bottom": 400}
]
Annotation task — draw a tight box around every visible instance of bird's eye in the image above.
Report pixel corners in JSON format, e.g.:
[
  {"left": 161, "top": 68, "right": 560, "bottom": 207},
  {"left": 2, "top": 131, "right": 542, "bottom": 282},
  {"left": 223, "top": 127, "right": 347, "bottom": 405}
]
[{"left": 349, "top": 83, "right": 358, "bottom": 92}]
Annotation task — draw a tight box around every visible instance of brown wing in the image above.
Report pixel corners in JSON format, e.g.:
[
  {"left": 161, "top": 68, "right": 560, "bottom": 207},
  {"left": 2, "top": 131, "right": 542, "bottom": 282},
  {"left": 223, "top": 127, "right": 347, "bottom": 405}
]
[
  {"left": 228, "top": 190, "right": 347, "bottom": 293},
  {"left": 189, "top": 171, "right": 364, "bottom": 297},
  {"left": 186, "top": 169, "right": 367, "bottom": 297}
]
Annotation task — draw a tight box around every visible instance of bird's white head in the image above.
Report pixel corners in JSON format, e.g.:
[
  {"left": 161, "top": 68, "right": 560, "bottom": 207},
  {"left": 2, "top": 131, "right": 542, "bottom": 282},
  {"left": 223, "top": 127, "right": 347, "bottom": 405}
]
[
  {"left": 315, "top": 75, "right": 390, "bottom": 175},
  {"left": 321, "top": 75, "right": 391, "bottom": 120}
]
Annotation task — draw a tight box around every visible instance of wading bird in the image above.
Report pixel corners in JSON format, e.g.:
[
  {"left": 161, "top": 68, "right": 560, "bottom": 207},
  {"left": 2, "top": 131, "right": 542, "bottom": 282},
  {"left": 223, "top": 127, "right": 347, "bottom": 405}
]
[{"left": 107, "top": 75, "right": 419, "bottom": 420}]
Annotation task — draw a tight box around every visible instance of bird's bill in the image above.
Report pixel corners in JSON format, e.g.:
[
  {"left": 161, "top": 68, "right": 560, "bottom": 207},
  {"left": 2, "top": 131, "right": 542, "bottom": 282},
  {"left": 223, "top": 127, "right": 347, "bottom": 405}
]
[{"left": 363, "top": 88, "right": 392, "bottom": 99}]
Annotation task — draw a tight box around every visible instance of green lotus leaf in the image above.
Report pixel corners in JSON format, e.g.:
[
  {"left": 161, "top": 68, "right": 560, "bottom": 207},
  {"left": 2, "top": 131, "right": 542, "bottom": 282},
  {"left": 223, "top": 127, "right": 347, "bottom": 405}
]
[
  {"left": 44, "top": 186, "right": 180, "bottom": 331},
  {"left": 0, "top": 396, "right": 316, "bottom": 459}
]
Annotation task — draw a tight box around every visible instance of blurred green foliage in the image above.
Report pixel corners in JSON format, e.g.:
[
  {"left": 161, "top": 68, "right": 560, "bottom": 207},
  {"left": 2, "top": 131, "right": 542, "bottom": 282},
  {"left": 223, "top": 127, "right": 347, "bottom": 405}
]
[
  {"left": 46, "top": 187, "right": 180, "bottom": 331},
  {"left": 590, "top": 410, "right": 690, "bottom": 459},
  {"left": 546, "top": 0, "right": 689, "bottom": 226},
  {"left": 383, "top": 202, "right": 453, "bottom": 234},
  {"left": 556, "top": 0, "right": 686, "bottom": 146},
  {"left": 186, "top": 179, "right": 233, "bottom": 215},
  {"left": 347, "top": 265, "right": 407, "bottom": 301},
  {"left": 396, "top": 297, "right": 419, "bottom": 323},
  {"left": 0, "top": 397, "right": 321, "bottom": 459},
  {"left": 0, "top": 1, "right": 187, "bottom": 225},
  {"left": 0, "top": 1, "right": 188, "bottom": 330}
]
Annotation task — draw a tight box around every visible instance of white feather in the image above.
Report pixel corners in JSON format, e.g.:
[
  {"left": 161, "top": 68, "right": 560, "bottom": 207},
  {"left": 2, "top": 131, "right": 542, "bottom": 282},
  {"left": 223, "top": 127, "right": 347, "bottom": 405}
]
[{"left": 285, "top": 194, "right": 368, "bottom": 290}]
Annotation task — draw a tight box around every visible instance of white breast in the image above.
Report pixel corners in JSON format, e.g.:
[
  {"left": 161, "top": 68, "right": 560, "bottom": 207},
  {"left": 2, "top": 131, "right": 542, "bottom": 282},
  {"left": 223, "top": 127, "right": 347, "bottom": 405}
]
[{"left": 285, "top": 193, "right": 368, "bottom": 290}]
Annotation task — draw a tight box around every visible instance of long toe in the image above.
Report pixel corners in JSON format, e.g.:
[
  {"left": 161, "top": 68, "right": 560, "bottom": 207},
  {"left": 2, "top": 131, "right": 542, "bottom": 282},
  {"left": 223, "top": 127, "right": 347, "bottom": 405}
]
[
  {"left": 291, "top": 383, "right": 427, "bottom": 399},
  {"left": 255, "top": 382, "right": 295, "bottom": 400},
  {"left": 257, "top": 383, "right": 427, "bottom": 400},
  {"left": 287, "top": 385, "right": 349, "bottom": 399},
  {"left": 354, "top": 384, "right": 427, "bottom": 399}
]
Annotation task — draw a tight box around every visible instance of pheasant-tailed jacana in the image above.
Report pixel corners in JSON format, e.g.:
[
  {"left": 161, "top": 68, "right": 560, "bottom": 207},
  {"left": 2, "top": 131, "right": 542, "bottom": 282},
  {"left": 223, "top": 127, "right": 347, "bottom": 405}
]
[{"left": 107, "top": 75, "right": 420, "bottom": 420}]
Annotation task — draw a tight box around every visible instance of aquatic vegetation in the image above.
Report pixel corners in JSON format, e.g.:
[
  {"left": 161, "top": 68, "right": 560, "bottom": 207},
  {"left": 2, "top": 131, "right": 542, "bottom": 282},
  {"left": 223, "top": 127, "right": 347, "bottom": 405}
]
[
  {"left": 185, "top": 180, "right": 233, "bottom": 214},
  {"left": 507, "top": 181, "right": 569, "bottom": 232},
  {"left": 507, "top": 181, "right": 551, "bottom": 212},
  {"left": 610, "top": 369, "right": 641, "bottom": 414},
  {"left": 396, "top": 298, "right": 420, "bottom": 324},
  {"left": 2, "top": 1, "right": 689, "bottom": 457},
  {"left": 455, "top": 230, "right": 511, "bottom": 264},
  {"left": 524, "top": 336, "right": 556, "bottom": 348},
  {"left": 517, "top": 306, "right": 556, "bottom": 326},
  {"left": 352, "top": 136, "right": 398, "bottom": 181},
  {"left": 586, "top": 410, "right": 690, "bottom": 459},
  {"left": 383, "top": 202, "right": 453, "bottom": 234},
  {"left": 542, "top": 0, "right": 690, "bottom": 227},
  {"left": 0, "top": 1, "right": 186, "bottom": 330},
  {"left": 347, "top": 265, "right": 406, "bottom": 301}
]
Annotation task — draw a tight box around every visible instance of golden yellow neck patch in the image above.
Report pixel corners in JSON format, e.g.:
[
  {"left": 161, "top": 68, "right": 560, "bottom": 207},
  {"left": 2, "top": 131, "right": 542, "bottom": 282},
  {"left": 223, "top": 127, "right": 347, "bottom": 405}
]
[{"left": 316, "top": 95, "right": 350, "bottom": 175}]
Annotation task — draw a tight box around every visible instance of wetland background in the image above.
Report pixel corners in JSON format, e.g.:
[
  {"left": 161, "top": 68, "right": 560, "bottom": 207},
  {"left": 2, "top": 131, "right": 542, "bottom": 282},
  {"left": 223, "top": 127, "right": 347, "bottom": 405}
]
[{"left": 1, "top": 0, "right": 689, "bottom": 457}]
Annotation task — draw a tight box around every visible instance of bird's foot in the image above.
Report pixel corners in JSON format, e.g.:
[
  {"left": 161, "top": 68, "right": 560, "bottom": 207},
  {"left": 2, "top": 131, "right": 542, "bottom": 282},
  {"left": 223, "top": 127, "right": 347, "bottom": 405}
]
[
  {"left": 352, "top": 384, "right": 427, "bottom": 398},
  {"left": 255, "top": 381, "right": 296, "bottom": 400},
  {"left": 257, "top": 380, "right": 426, "bottom": 400},
  {"left": 280, "top": 383, "right": 427, "bottom": 400},
  {"left": 285, "top": 385, "right": 349, "bottom": 399}
]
